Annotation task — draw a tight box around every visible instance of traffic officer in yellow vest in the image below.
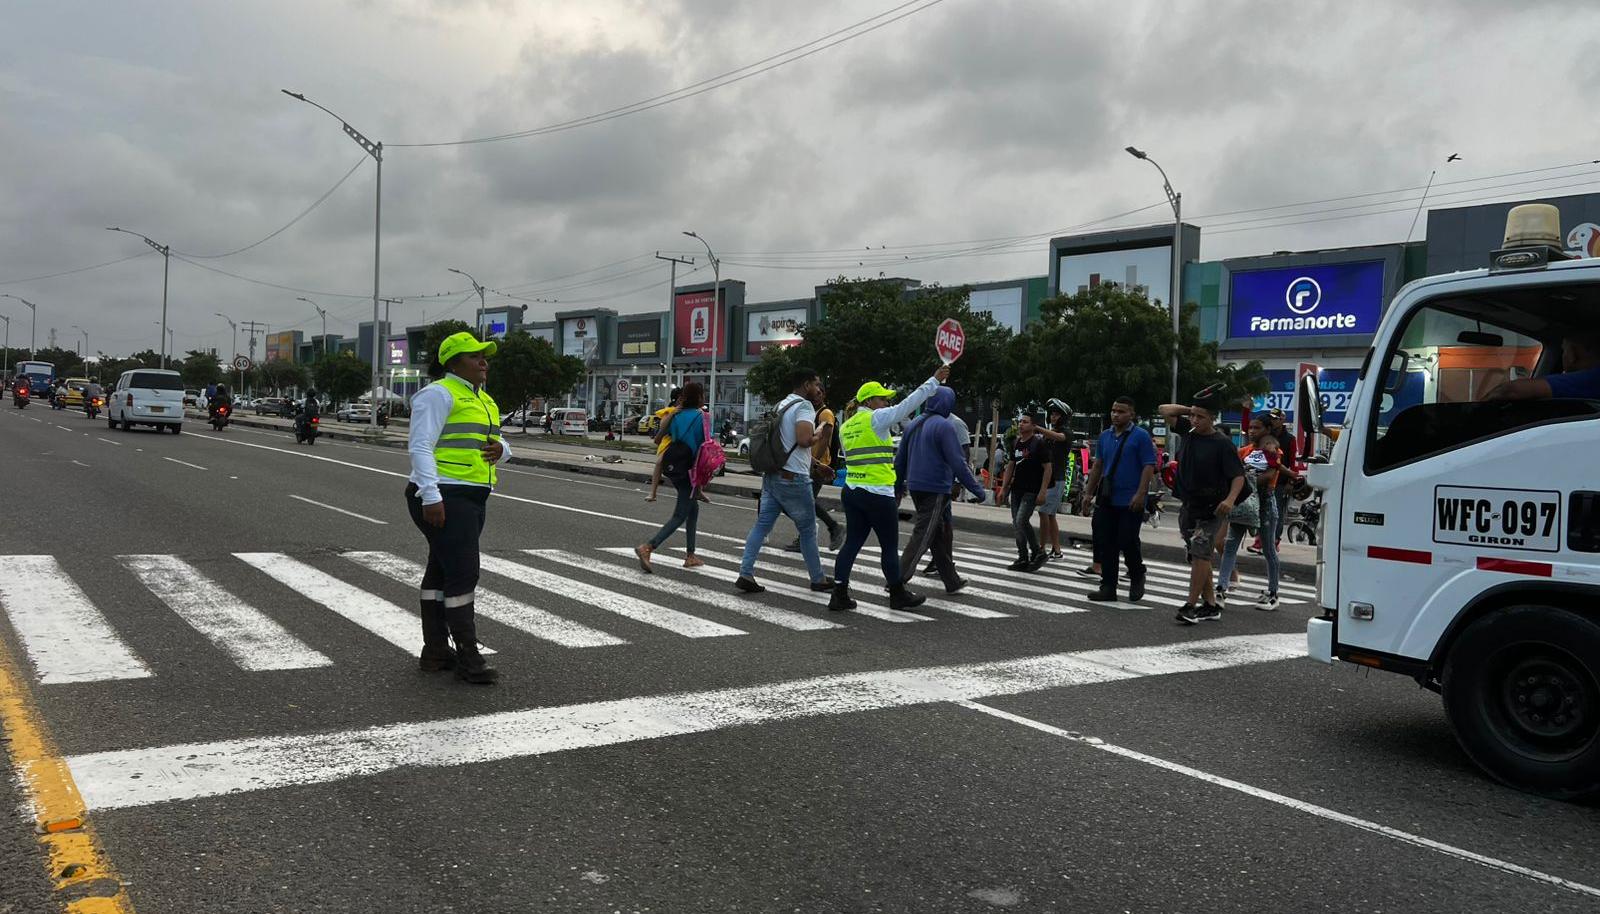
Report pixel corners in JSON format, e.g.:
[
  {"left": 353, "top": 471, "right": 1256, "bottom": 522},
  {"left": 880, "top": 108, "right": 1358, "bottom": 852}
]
[
  {"left": 830, "top": 364, "right": 950, "bottom": 612},
  {"left": 406, "top": 332, "right": 511, "bottom": 684}
]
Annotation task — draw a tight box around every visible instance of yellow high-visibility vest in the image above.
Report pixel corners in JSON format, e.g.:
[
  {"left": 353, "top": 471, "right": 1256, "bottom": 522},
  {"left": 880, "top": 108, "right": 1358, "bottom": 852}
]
[
  {"left": 840, "top": 409, "right": 896, "bottom": 488},
  {"left": 434, "top": 376, "right": 502, "bottom": 486}
]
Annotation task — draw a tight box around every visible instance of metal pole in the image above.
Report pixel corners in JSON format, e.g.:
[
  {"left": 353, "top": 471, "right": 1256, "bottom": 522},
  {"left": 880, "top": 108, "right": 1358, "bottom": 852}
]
[
  {"left": 369, "top": 147, "right": 382, "bottom": 430},
  {"left": 1170, "top": 192, "right": 1182, "bottom": 404},
  {"left": 160, "top": 247, "right": 170, "bottom": 369},
  {"left": 655, "top": 252, "right": 693, "bottom": 399},
  {"left": 1, "top": 316, "right": 9, "bottom": 380},
  {"left": 709, "top": 258, "right": 720, "bottom": 420}
]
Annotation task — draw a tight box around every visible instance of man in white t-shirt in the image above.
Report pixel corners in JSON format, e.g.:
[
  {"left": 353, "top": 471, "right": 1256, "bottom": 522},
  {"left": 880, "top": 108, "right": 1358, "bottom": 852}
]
[{"left": 735, "top": 367, "right": 835, "bottom": 594}]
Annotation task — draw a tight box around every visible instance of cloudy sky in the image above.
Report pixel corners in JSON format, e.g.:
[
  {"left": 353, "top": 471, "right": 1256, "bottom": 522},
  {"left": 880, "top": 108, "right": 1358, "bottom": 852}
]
[{"left": 3, "top": 0, "right": 1597, "bottom": 360}]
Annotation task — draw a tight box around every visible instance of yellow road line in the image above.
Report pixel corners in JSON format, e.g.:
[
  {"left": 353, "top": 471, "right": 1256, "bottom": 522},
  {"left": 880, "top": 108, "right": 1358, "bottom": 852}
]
[{"left": 0, "top": 635, "right": 134, "bottom": 913}]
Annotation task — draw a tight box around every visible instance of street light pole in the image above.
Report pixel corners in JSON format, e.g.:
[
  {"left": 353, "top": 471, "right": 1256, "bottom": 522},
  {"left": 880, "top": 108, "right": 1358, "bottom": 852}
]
[
  {"left": 71, "top": 325, "right": 89, "bottom": 379},
  {"left": 297, "top": 296, "right": 329, "bottom": 357},
  {"left": 3, "top": 294, "right": 40, "bottom": 360},
  {"left": 106, "top": 227, "right": 172, "bottom": 368},
  {"left": 0, "top": 314, "right": 10, "bottom": 381},
  {"left": 448, "top": 269, "right": 488, "bottom": 337},
  {"left": 1125, "top": 146, "right": 1183, "bottom": 404},
  {"left": 682, "top": 232, "right": 721, "bottom": 420},
  {"left": 283, "top": 89, "right": 382, "bottom": 432},
  {"left": 216, "top": 312, "right": 240, "bottom": 390},
  {"left": 655, "top": 252, "right": 694, "bottom": 392}
]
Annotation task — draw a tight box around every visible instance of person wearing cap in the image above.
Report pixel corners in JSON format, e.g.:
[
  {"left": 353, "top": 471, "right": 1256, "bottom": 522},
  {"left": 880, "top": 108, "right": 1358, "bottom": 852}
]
[
  {"left": 829, "top": 365, "right": 949, "bottom": 611},
  {"left": 405, "top": 331, "right": 512, "bottom": 684},
  {"left": 1159, "top": 386, "right": 1246, "bottom": 625},
  {"left": 1037, "top": 399, "right": 1075, "bottom": 560}
]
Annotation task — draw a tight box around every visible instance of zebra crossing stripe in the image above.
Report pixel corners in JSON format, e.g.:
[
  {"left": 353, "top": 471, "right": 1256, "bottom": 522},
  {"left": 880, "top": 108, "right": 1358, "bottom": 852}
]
[
  {"left": 477, "top": 555, "right": 746, "bottom": 639},
  {"left": 732, "top": 546, "right": 1032, "bottom": 619},
  {"left": 0, "top": 556, "right": 151, "bottom": 684},
  {"left": 118, "top": 555, "right": 332, "bottom": 671},
  {"left": 533, "top": 550, "right": 842, "bottom": 632},
  {"left": 341, "top": 552, "right": 627, "bottom": 649},
  {"left": 653, "top": 547, "right": 931, "bottom": 623},
  {"left": 942, "top": 548, "right": 1187, "bottom": 607},
  {"left": 231, "top": 553, "right": 495, "bottom": 655},
  {"left": 1065, "top": 551, "right": 1318, "bottom": 599},
  {"left": 949, "top": 547, "right": 1315, "bottom": 603},
  {"left": 66, "top": 633, "right": 1305, "bottom": 811}
]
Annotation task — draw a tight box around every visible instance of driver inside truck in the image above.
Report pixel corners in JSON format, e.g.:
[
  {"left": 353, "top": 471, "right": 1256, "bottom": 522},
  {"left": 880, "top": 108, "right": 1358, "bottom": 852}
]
[{"left": 1487, "top": 330, "right": 1600, "bottom": 401}]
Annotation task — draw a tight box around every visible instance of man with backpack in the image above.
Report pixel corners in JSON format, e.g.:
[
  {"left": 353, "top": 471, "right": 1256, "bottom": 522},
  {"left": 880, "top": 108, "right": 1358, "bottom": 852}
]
[{"left": 735, "top": 368, "right": 836, "bottom": 594}]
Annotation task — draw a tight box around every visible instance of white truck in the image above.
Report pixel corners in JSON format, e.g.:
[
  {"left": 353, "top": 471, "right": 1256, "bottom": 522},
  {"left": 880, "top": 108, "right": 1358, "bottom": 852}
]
[{"left": 1305, "top": 203, "right": 1600, "bottom": 801}]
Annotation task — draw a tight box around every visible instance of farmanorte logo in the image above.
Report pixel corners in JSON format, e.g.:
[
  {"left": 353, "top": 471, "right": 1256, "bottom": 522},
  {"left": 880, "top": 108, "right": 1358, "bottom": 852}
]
[{"left": 1248, "top": 274, "right": 1360, "bottom": 333}]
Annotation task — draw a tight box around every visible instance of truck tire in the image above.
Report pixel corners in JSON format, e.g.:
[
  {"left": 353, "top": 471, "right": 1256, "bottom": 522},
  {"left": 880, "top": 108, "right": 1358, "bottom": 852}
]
[{"left": 1441, "top": 605, "right": 1600, "bottom": 801}]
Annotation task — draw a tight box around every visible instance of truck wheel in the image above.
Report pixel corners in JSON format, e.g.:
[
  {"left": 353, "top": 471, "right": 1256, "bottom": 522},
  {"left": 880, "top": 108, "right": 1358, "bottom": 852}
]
[{"left": 1442, "top": 605, "right": 1600, "bottom": 801}]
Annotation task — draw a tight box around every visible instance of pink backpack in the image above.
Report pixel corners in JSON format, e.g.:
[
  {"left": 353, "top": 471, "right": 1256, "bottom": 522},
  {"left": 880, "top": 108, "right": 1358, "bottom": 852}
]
[{"left": 690, "top": 412, "right": 726, "bottom": 489}]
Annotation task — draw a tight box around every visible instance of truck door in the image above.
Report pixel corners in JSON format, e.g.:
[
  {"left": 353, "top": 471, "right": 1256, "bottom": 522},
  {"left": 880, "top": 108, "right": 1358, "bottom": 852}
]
[{"left": 1335, "top": 299, "right": 1598, "bottom": 662}]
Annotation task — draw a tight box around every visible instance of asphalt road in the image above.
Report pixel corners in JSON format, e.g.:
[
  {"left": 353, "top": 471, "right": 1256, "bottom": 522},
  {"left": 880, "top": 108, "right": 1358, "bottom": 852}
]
[{"left": 1, "top": 404, "right": 1597, "bottom": 914}]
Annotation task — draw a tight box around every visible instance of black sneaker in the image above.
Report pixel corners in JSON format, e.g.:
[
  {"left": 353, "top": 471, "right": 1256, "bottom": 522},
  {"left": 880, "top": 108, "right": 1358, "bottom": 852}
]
[
  {"left": 1255, "top": 592, "right": 1280, "bottom": 612},
  {"left": 1127, "top": 573, "right": 1146, "bottom": 603},
  {"left": 1026, "top": 552, "right": 1049, "bottom": 572},
  {"left": 828, "top": 586, "right": 856, "bottom": 612},
  {"left": 1215, "top": 588, "right": 1229, "bottom": 609},
  {"left": 809, "top": 576, "right": 836, "bottom": 593},
  {"left": 783, "top": 538, "right": 802, "bottom": 553},
  {"left": 1007, "top": 558, "right": 1030, "bottom": 571},
  {"left": 829, "top": 527, "right": 847, "bottom": 552},
  {"left": 1087, "top": 589, "right": 1118, "bottom": 603},
  {"left": 945, "top": 578, "right": 969, "bottom": 595},
  {"left": 1176, "top": 603, "right": 1200, "bottom": 625},
  {"left": 923, "top": 561, "right": 939, "bottom": 575},
  {"left": 1196, "top": 603, "right": 1222, "bottom": 622},
  {"left": 1076, "top": 565, "right": 1098, "bottom": 578},
  {"left": 735, "top": 575, "right": 766, "bottom": 594},
  {"left": 889, "top": 586, "right": 926, "bottom": 610}
]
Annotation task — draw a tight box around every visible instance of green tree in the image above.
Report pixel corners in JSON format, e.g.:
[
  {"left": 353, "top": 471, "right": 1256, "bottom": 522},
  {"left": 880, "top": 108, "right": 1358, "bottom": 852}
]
[
  {"left": 419, "top": 319, "right": 474, "bottom": 371},
  {"left": 485, "top": 331, "right": 583, "bottom": 408},
  {"left": 178, "top": 349, "right": 222, "bottom": 389},
  {"left": 1003, "top": 285, "right": 1226, "bottom": 419},
  {"left": 35, "top": 345, "right": 84, "bottom": 379},
  {"left": 313, "top": 352, "right": 373, "bottom": 405},
  {"left": 745, "top": 277, "right": 1010, "bottom": 411},
  {"left": 250, "top": 359, "right": 310, "bottom": 395},
  {"left": 1210, "top": 359, "right": 1272, "bottom": 415}
]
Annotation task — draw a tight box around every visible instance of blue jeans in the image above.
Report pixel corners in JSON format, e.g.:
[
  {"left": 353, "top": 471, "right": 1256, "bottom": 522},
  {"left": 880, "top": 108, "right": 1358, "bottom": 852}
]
[
  {"left": 1218, "top": 496, "right": 1280, "bottom": 596},
  {"left": 647, "top": 475, "right": 698, "bottom": 554},
  {"left": 740, "top": 475, "right": 824, "bottom": 582}
]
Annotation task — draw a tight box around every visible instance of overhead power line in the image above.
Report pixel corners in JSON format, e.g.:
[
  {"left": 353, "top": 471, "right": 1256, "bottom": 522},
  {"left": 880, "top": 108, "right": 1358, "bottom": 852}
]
[
  {"left": 0, "top": 251, "right": 154, "bottom": 286},
  {"left": 176, "top": 155, "right": 367, "bottom": 259},
  {"left": 389, "top": 0, "right": 946, "bottom": 148}
]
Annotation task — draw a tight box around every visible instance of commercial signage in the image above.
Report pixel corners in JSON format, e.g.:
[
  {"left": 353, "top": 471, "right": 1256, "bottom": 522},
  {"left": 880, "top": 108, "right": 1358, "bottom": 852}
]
[
  {"left": 528, "top": 326, "right": 556, "bottom": 345},
  {"left": 265, "top": 331, "right": 296, "bottom": 363},
  {"left": 673, "top": 289, "right": 727, "bottom": 360},
  {"left": 615, "top": 319, "right": 661, "bottom": 358},
  {"left": 1228, "top": 261, "right": 1384, "bottom": 340},
  {"left": 967, "top": 287, "right": 1023, "bottom": 333},
  {"left": 745, "top": 307, "right": 806, "bottom": 356},
  {"left": 560, "top": 315, "right": 598, "bottom": 361},
  {"left": 482, "top": 311, "right": 511, "bottom": 340},
  {"left": 387, "top": 338, "right": 409, "bottom": 367}
]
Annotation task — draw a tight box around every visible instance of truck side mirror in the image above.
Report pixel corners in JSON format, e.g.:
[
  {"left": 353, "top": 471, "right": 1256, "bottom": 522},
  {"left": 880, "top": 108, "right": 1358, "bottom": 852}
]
[{"left": 1297, "top": 373, "right": 1325, "bottom": 435}]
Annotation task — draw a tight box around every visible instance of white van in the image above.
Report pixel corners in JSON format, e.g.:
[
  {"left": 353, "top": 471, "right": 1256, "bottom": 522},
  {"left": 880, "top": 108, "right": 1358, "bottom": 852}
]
[
  {"left": 549, "top": 408, "right": 588, "bottom": 436},
  {"left": 1305, "top": 203, "right": 1600, "bottom": 800},
  {"left": 109, "top": 368, "right": 186, "bottom": 433}
]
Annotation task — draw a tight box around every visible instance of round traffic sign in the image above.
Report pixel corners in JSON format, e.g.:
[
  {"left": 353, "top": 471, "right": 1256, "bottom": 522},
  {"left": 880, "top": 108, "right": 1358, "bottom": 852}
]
[
  {"left": 232, "top": 356, "right": 253, "bottom": 371},
  {"left": 615, "top": 378, "right": 631, "bottom": 397},
  {"left": 935, "top": 318, "right": 965, "bottom": 365}
]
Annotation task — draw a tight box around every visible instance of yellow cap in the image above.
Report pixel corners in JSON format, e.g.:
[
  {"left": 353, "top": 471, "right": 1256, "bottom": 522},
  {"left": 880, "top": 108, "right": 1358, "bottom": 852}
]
[
  {"left": 438, "top": 332, "right": 497, "bottom": 365},
  {"left": 855, "top": 381, "right": 896, "bottom": 401}
]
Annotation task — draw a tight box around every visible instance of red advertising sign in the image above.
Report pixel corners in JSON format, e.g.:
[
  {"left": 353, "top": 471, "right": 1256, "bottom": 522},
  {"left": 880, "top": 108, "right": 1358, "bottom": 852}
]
[
  {"left": 673, "top": 289, "right": 727, "bottom": 360},
  {"left": 935, "top": 318, "right": 965, "bottom": 364}
]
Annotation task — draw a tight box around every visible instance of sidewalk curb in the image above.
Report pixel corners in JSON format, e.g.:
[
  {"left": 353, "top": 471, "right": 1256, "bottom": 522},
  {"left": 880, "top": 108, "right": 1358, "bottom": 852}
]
[{"left": 221, "top": 413, "right": 1313, "bottom": 579}]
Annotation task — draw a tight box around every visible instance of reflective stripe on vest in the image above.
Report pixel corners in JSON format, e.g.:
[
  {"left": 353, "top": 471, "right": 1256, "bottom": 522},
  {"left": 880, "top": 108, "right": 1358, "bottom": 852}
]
[
  {"left": 433, "top": 376, "right": 502, "bottom": 486},
  {"left": 840, "top": 410, "right": 897, "bottom": 487}
]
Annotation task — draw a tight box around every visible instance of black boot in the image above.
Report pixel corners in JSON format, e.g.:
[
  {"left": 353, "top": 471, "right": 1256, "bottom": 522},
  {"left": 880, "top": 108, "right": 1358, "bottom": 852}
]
[
  {"left": 418, "top": 601, "right": 456, "bottom": 672},
  {"left": 828, "top": 584, "right": 857, "bottom": 612},
  {"left": 889, "top": 584, "right": 926, "bottom": 610},
  {"left": 1127, "top": 571, "right": 1147, "bottom": 603},
  {"left": 445, "top": 605, "right": 499, "bottom": 684}
]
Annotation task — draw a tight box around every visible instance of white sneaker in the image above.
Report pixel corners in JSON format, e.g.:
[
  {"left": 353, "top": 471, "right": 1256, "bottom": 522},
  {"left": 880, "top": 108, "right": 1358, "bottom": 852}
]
[
  {"left": 1255, "top": 591, "right": 1280, "bottom": 611},
  {"left": 1215, "top": 588, "right": 1229, "bottom": 608}
]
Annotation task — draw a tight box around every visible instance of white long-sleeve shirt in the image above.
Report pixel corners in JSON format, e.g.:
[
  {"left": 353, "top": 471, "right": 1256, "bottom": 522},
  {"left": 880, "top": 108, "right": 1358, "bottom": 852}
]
[
  {"left": 407, "top": 374, "right": 513, "bottom": 505},
  {"left": 846, "top": 374, "right": 942, "bottom": 497}
]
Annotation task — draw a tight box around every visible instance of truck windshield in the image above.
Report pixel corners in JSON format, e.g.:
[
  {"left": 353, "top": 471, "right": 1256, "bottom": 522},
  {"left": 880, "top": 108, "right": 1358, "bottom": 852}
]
[{"left": 1367, "top": 287, "right": 1600, "bottom": 472}]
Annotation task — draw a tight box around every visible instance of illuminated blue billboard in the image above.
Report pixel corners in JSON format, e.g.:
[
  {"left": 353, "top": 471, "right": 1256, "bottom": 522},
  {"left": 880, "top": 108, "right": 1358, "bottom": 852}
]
[{"left": 1227, "top": 261, "right": 1385, "bottom": 341}]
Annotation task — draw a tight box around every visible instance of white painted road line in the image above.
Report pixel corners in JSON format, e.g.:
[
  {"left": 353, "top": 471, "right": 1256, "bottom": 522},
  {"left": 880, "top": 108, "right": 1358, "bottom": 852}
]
[
  {"left": 342, "top": 551, "right": 627, "bottom": 649},
  {"left": 161, "top": 456, "right": 208, "bottom": 471},
  {"left": 288, "top": 494, "right": 389, "bottom": 525},
  {"left": 561, "top": 549, "right": 842, "bottom": 632},
  {"left": 66, "top": 633, "right": 1303, "bottom": 811},
  {"left": 956, "top": 700, "right": 1600, "bottom": 901},
  {"left": 672, "top": 547, "right": 935, "bottom": 623},
  {"left": 689, "top": 546, "right": 1005, "bottom": 620},
  {"left": 0, "top": 556, "right": 152, "bottom": 684},
  {"left": 479, "top": 554, "right": 746, "bottom": 639},
  {"left": 96, "top": 437, "right": 122, "bottom": 446},
  {"left": 233, "top": 552, "right": 494, "bottom": 655},
  {"left": 118, "top": 555, "right": 332, "bottom": 672}
]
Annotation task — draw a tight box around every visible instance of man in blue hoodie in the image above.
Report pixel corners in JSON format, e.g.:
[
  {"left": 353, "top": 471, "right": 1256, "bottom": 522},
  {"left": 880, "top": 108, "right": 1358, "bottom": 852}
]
[{"left": 896, "top": 386, "right": 987, "bottom": 593}]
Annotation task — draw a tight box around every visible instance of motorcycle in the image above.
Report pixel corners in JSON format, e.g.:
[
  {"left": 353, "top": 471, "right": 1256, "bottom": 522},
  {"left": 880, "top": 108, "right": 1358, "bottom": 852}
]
[
  {"left": 12, "top": 388, "right": 29, "bottom": 409},
  {"left": 50, "top": 391, "right": 66, "bottom": 410},
  {"left": 294, "top": 413, "right": 320, "bottom": 445},
  {"left": 209, "top": 403, "right": 231, "bottom": 431},
  {"left": 85, "top": 396, "right": 103, "bottom": 420}
]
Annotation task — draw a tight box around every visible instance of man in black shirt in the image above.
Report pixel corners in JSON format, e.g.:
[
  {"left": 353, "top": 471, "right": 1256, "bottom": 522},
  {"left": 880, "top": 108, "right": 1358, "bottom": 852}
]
[
  {"left": 996, "top": 412, "right": 1053, "bottom": 572},
  {"left": 1159, "top": 389, "right": 1245, "bottom": 624},
  {"left": 1037, "top": 401, "right": 1074, "bottom": 559}
]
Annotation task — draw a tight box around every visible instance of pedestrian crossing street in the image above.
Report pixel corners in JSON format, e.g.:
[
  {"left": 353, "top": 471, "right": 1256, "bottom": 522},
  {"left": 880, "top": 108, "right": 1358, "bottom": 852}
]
[{"left": 0, "top": 544, "right": 1316, "bottom": 685}]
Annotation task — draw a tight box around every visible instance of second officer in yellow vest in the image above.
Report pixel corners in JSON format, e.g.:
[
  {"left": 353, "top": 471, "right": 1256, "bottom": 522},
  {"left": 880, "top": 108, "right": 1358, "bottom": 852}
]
[
  {"left": 406, "top": 332, "right": 511, "bottom": 684},
  {"left": 830, "top": 364, "right": 950, "bottom": 611}
]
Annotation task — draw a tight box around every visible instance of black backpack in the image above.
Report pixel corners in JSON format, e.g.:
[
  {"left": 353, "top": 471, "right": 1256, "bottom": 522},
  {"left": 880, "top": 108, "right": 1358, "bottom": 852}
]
[{"left": 748, "top": 398, "right": 802, "bottom": 475}]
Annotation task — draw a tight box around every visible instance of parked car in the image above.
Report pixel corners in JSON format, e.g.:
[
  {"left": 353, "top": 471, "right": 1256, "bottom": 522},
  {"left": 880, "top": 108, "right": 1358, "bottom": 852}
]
[
  {"left": 108, "top": 369, "right": 185, "bottom": 433},
  {"left": 254, "top": 397, "right": 295, "bottom": 417},
  {"left": 336, "top": 406, "right": 373, "bottom": 423},
  {"left": 183, "top": 389, "right": 201, "bottom": 408},
  {"left": 499, "top": 408, "right": 546, "bottom": 430}
]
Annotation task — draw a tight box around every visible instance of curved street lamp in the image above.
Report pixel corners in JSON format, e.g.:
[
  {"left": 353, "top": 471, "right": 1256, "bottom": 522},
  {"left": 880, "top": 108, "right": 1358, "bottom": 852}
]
[
  {"left": 0, "top": 294, "right": 37, "bottom": 360},
  {"left": 106, "top": 227, "right": 173, "bottom": 368},
  {"left": 1125, "top": 146, "right": 1182, "bottom": 403},
  {"left": 682, "top": 231, "right": 721, "bottom": 420}
]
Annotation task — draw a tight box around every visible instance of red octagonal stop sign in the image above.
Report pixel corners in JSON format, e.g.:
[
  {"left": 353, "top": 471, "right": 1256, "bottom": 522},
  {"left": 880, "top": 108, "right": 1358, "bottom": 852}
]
[{"left": 935, "top": 318, "right": 965, "bottom": 365}]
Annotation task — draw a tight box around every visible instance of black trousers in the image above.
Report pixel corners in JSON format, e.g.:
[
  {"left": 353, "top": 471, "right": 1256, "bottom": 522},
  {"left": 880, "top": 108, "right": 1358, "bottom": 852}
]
[
  {"left": 1091, "top": 502, "right": 1146, "bottom": 592},
  {"left": 811, "top": 478, "right": 841, "bottom": 534},
  {"left": 834, "top": 486, "right": 901, "bottom": 587},
  {"left": 900, "top": 491, "right": 956, "bottom": 586},
  {"left": 406, "top": 483, "right": 489, "bottom": 645}
]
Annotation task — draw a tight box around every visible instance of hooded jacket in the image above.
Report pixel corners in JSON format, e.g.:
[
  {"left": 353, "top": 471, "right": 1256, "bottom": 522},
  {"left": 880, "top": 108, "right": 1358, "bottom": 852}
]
[{"left": 895, "top": 387, "right": 984, "bottom": 498}]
